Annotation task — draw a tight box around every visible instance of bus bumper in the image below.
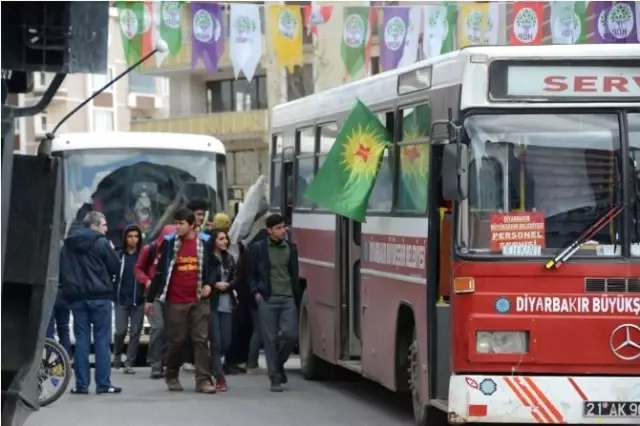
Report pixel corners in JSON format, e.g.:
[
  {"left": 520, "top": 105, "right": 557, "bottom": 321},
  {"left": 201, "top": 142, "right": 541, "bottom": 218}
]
[{"left": 448, "top": 375, "right": 640, "bottom": 424}]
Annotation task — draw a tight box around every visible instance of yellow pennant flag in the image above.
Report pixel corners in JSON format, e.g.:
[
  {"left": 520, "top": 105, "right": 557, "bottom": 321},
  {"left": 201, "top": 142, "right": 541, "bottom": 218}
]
[
  {"left": 268, "top": 5, "right": 304, "bottom": 73},
  {"left": 457, "top": 2, "right": 490, "bottom": 48}
]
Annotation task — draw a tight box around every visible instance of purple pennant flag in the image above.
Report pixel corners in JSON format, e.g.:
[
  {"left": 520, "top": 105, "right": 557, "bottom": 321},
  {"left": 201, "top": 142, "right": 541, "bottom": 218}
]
[
  {"left": 380, "top": 7, "right": 411, "bottom": 72},
  {"left": 593, "top": 1, "right": 638, "bottom": 44},
  {"left": 191, "top": 2, "right": 225, "bottom": 72}
]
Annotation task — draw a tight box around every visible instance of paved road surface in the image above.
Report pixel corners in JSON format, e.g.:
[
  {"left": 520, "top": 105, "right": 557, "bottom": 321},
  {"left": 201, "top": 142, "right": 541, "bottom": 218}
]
[{"left": 26, "top": 356, "right": 418, "bottom": 426}]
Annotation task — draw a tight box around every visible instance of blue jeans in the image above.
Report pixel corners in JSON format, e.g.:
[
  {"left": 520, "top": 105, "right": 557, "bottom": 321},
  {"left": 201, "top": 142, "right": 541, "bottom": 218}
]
[
  {"left": 209, "top": 309, "right": 232, "bottom": 378},
  {"left": 47, "top": 306, "right": 72, "bottom": 356},
  {"left": 70, "top": 299, "right": 113, "bottom": 391}
]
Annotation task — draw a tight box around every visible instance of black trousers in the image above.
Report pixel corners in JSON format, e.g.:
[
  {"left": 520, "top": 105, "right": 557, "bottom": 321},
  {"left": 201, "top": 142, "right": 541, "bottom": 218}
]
[{"left": 224, "top": 303, "right": 252, "bottom": 365}]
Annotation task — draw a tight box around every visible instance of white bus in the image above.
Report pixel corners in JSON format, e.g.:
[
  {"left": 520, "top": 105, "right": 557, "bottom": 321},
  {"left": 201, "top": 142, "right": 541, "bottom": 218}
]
[
  {"left": 52, "top": 132, "right": 227, "bottom": 246},
  {"left": 270, "top": 44, "right": 639, "bottom": 425},
  {"left": 52, "top": 132, "right": 227, "bottom": 352}
]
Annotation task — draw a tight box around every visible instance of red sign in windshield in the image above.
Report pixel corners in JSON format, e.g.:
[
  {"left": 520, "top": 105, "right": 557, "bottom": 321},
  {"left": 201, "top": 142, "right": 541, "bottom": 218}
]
[{"left": 505, "top": 66, "right": 640, "bottom": 98}]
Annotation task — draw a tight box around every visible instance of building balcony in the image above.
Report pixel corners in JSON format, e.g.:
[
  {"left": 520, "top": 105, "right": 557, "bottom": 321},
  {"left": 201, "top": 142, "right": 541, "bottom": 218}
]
[{"left": 130, "top": 109, "right": 268, "bottom": 146}]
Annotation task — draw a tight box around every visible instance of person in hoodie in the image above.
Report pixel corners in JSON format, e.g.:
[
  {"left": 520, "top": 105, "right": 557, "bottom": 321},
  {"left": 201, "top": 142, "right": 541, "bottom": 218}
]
[
  {"left": 59, "top": 211, "right": 122, "bottom": 395},
  {"left": 113, "top": 225, "right": 144, "bottom": 374},
  {"left": 135, "top": 224, "right": 176, "bottom": 379}
]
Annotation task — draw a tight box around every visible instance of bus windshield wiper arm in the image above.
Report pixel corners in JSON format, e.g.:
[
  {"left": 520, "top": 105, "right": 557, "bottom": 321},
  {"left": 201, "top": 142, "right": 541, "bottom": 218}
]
[{"left": 545, "top": 205, "right": 624, "bottom": 270}]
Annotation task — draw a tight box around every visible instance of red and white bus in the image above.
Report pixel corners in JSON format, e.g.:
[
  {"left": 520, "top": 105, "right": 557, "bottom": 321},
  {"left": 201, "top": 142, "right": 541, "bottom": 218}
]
[{"left": 269, "top": 44, "right": 640, "bottom": 424}]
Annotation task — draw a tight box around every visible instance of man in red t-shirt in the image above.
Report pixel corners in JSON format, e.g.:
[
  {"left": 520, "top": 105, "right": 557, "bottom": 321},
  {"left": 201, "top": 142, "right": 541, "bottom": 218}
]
[{"left": 144, "top": 207, "right": 216, "bottom": 393}]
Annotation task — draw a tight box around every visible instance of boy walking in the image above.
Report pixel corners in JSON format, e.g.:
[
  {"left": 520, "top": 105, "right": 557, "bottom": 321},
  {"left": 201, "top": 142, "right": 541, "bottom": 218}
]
[
  {"left": 145, "top": 207, "right": 216, "bottom": 393},
  {"left": 247, "top": 214, "right": 301, "bottom": 392},
  {"left": 113, "top": 225, "right": 145, "bottom": 374},
  {"left": 135, "top": 225, "right": 176, "bottom": 379}
]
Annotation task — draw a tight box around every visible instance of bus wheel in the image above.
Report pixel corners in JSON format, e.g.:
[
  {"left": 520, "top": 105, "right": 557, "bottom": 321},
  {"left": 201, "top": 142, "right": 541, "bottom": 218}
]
[
  {"left": 299, "top": 290, "right": 331, "bottom": 380},
  {"left": 409, "top": 330, "right": 428, "bottom": 425}
]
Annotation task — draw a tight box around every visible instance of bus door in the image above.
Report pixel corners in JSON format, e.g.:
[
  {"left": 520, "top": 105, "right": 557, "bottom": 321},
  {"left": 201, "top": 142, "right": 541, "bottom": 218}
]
[
  {"left": 336, "top": 215, "right": 362, "bottom": 365},
  {"left": 430, "top": 143, "right": 453, "bottom": 402}
]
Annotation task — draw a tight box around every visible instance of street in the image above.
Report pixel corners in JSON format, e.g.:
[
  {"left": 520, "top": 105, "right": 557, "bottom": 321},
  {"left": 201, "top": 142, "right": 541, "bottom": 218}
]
[{"left": 26, "top": 356, "right": 420, "bottom": 426}]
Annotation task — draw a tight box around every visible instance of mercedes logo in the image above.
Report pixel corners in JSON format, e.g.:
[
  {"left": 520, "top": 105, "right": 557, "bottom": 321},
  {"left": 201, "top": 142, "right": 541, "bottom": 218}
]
[{"left": 609, "top": 324, "right": 640, "bottom": 361}]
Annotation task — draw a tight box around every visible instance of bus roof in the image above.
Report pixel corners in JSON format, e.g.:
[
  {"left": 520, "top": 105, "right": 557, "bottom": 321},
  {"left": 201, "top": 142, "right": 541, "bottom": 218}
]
[
  {"left": 51, "top": 132, "right": 226, "bottom": 154},
  {"left": 271, "top": 44, "right": 639, "bottom": 130}
]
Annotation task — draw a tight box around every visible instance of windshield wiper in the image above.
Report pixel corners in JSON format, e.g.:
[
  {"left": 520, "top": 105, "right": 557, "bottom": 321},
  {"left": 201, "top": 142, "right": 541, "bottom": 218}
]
[{"left": 545, "top": 205, "right": 624, "bottom": 270}]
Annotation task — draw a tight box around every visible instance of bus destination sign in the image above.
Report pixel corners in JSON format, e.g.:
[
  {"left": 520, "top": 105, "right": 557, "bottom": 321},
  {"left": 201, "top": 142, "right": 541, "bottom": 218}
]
[{"left": 501, "top": 65, "right": 640, "bottom": 100}]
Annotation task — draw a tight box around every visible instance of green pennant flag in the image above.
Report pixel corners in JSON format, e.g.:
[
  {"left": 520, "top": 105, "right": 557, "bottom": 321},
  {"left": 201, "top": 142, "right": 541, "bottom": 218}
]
[
  {"left": 160, "top": 1, "right": 184, "bottom": 56},
  {"left": 341, "top": 7, "right": 370, "bottom": 79},
  {"left": 304, "top": 100, "right": 391, "bottom": 223},
  {"left": 550, "top": 1, "right": 587, "bottom": 45},
  {"left": 117, "top": 1, "right": 145, "bottom": 66},
  {"left": 398, "top": 104, "right": 432, "bottom": 212}
]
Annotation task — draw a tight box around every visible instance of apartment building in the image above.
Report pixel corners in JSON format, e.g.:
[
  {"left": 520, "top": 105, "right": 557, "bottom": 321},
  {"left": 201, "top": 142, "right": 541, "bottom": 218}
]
[{"left": 11, "top": 8, "right": 169, "bottom": 155}]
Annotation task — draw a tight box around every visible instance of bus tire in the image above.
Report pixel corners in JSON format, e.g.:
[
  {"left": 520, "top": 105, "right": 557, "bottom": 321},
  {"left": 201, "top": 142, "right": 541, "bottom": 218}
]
[
  {"left": 409, "top": 328, "right": 428, "bottom": 425},
  {"left": 299, "top": 290, "right": 331, "bottom": 381}
]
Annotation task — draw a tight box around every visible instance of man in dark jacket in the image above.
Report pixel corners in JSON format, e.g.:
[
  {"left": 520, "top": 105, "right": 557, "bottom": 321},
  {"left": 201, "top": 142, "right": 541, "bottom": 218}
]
[
  {"left": 113, "top": 225, "right": 145, "bottom": 374},
  {"left": 144, "top": 207, "right": 216, "bottom": 393},
  {"left": 248, "top": 214, "right": 301, "bottom": 392},
  {"left": 59, "top": 211, "right": 121, "bottom": 394}
]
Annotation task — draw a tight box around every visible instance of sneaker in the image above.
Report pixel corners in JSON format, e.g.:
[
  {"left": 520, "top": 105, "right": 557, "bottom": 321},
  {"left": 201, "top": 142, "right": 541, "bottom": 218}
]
[
  {"left": 182, "top": 363, "right": 196, "bottom": 373},
  {"left": 96, "top": 386, "right": 122, "bottom": 395},
  {"left": 150, "top": 368, "right": 164, "bottom": 379},
  {"left": 215, "top": 377, "right": 228, "bottom": 392},
  {"left": 166, "top": 378, "right": 184, "bottom": 392},
  {"left": 113, "top": 358, "right": 123, "bottom": 369},
  {"left": 123, "top": 366, "right": 136, "bottom": 375},
  {"left": 279, "top": 367, "right": 288, "bottom": 384},
  {"left": 70, "top": 388, "right": 89, "bottom": 395},
  {"left": 270, "top": 378, "right": 283, "bottom": 393},
  {"left": 246, "top": 367, "right": 265, "bottom": 375},
  {"left": 196, "top": 380, "right": 217, "bottom": 394}
]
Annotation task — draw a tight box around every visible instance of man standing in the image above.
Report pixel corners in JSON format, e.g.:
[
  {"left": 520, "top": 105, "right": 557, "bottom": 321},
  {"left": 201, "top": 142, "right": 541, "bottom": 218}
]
[
  {"left": 135, "top": 224, "right": 176, "bottom": 379},
  {"left": 248, "top": 214, "right": 301, "bottom": 392},
  {"left": 113, "top": 225, "right": 145, "bottom": 374},
  {"left": 59, "top": 211, "right": 121, "bottom": 394},
  {"left": 145, "top": 207, "right": 216, "bottom": 393}
]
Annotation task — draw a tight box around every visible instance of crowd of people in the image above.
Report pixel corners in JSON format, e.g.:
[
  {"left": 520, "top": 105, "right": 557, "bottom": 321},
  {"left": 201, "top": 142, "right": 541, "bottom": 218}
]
[{"left": 49, "top": 198, "right": 300, "bottom": 394}]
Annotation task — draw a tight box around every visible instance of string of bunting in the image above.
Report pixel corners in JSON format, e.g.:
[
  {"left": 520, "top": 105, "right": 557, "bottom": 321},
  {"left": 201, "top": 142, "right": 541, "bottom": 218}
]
[{"left": 117, "top": 1, "right": 640, "bottom": 82}]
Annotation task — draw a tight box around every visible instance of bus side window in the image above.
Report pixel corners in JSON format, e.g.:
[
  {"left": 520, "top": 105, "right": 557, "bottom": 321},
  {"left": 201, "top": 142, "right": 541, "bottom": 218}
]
[
  {"left": 397, "top": 103, "right": 430, "bottom": 213},
  {"left": 368, "top": 112, "right": 394, "bottom": 213},
  {"left": 270, "top": 133, "right": 283, "bottom": 209},
  {"left": 315, "top": 122, "right": 338, "bottom": 210},
  {"left": 295, "top": 127, "right": 315, "bottom": 209}
]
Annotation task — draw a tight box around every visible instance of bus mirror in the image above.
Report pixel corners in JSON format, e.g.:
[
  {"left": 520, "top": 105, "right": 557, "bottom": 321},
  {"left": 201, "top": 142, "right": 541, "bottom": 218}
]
[{"left": 442, "top": 143, "right": 468, "bottom": 202}]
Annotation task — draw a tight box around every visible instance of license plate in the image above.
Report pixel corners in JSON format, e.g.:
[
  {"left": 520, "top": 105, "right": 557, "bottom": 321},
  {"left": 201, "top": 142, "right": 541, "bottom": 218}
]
[{"left": 583, "top": 401, "right": 640, "bottom": 417}]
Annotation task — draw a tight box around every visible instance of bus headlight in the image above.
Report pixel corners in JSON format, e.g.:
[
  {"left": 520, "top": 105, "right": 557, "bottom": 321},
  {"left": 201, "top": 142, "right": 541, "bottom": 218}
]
[{"left": 476, "top": 331, "right": 529, "bottom": 354}]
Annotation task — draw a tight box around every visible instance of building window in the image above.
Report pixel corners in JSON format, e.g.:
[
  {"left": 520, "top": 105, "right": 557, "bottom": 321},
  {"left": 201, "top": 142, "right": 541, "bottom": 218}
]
[
  {"left": 92, "top": 67, "right": 115, "bottom": 92},
  {"left": 129, "top": 71, "right": 157, "bottom": 94},
  {"left": 286, "top": 63, "right": 314, "bottom": 101},
  {"left": 205, "top": 76, "right": 268, "bottom": 113},
  {"left": 93, "top": 109, "right": 114, "bottom": 131},
  {"left": 40, "top": 114, "right": 47, "bottom": 131}
]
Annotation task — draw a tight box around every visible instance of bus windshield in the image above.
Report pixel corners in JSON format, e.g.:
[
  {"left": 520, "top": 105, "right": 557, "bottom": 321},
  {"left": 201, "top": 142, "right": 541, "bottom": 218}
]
[
  {"left": 61, "top": 148, "right": 224, "bottom": 248},
  {"left": 459, "top": 113, "right": 623, "bottom": 258}
]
